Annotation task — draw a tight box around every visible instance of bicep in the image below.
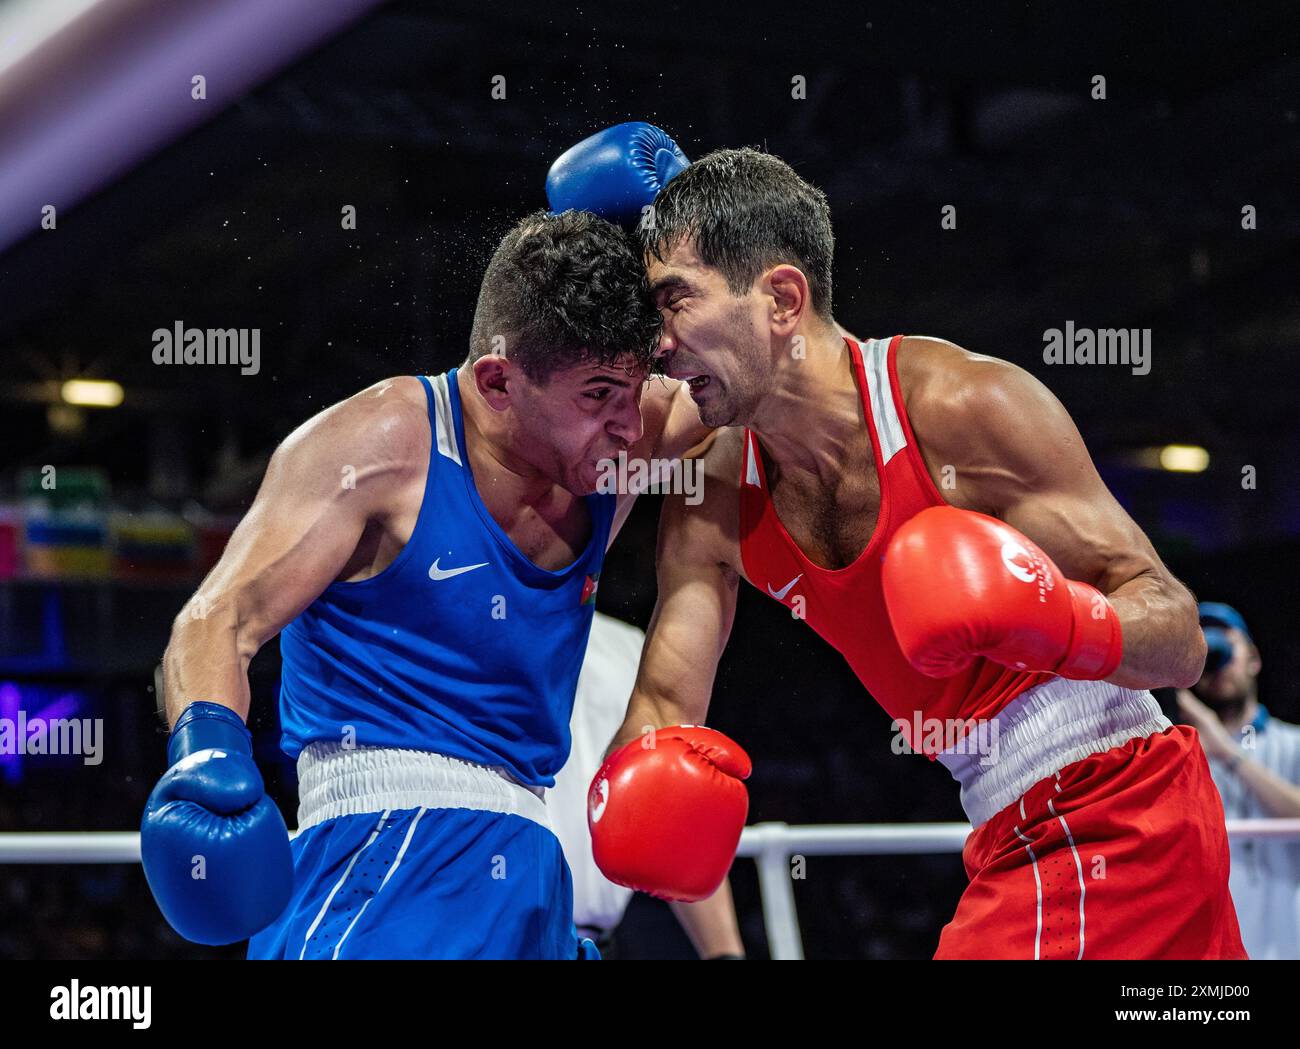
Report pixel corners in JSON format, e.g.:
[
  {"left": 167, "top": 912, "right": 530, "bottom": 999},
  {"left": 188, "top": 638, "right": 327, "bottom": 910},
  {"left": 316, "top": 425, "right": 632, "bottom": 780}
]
[
  {"left": 214, "top": 475, "right": 368, "bottom": 641},
  {"left": 962, "top": 365, "right": 1163, "bottom": 591},
  {"left": 187, "top": 421, "right": 396, "bottom": 648},
  {"left": 632, "top": 493, "right": 739, "bottom": 723},
  {"left": 1000, "top": 482, "right": 1161, "bottom": 595}
]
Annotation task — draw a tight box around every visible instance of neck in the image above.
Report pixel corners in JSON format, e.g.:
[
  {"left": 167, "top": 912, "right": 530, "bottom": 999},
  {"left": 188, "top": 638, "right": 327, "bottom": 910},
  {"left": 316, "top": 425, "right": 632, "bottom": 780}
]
[
  {"left": 456, "top": 368, "right": 563, "bottom": 511},
  {"left": 748, "top": 324, "right": 862, "bottom": 480}
]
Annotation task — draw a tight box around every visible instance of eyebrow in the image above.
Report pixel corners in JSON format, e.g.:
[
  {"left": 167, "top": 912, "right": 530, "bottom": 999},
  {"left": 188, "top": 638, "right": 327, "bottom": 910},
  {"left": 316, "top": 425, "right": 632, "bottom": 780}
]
[
  {"left": 582, "top": 373, "right": 637, "bottom": 386},
  {"left": 647, "top": 274, "right": 690, "bottom": 299}
]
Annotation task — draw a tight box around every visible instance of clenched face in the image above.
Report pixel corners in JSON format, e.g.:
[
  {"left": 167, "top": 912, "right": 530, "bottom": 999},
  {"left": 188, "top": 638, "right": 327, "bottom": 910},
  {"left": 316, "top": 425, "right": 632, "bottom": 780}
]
[
  {"left": 646, "top": 238, "right": 773, "bottom": 428},
  {"left": 506, "top": 355, "right": 648, "bottom": 495}
]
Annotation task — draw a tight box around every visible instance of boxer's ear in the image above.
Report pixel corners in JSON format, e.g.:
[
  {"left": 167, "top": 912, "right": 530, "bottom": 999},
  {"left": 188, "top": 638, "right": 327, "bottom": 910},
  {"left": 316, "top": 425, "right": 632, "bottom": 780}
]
[
  {"left": 470, "top": 351, "right": 516, "bottom": 410},
  {"left": 764, "top": 263, "right": 809, "bottom": 335}
]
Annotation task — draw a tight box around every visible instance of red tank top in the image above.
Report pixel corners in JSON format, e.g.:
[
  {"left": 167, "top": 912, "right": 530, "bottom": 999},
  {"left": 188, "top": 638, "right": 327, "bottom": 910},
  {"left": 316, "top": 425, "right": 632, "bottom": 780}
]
[{"left": 738, "top": 336, "right": 1052, "bottom": 754}]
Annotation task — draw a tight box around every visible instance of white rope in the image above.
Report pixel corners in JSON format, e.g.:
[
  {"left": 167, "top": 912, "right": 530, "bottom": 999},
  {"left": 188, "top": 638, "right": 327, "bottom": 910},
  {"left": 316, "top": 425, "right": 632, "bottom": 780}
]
[
  {"left": 733, "top": 820, "right": 1300, "bottom": 958},
  {"left": 0, "top": 832, "right": 141, "bottom": 864},
  {"left": 737, "top": 821, "right": 972, "bottom": 856},
  {"left": 5, "top": 821, "right": 1297, "bottom": 960},
  {"left": 0, "top": 820, "right": 1296, "bottom": 864}
]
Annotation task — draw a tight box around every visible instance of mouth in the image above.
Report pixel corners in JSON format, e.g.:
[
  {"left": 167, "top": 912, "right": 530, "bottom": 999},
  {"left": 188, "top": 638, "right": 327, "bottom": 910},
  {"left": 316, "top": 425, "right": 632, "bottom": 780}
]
[
  {"left": 669, "top": 369, "right": 711, "bottom": 394},
  {"left": 664, "top": 356, "right": 711, "bottom": 391}
]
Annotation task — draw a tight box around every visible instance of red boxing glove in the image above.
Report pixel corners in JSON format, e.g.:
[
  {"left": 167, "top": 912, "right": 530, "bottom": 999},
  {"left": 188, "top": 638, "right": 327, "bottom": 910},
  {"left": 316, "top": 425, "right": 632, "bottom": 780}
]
[
  {"left": 882, "top": 506, "right": 1123, "bottom": 680},
  {"left": 588, "top": 726, "right": 750, "bottom": 903}
]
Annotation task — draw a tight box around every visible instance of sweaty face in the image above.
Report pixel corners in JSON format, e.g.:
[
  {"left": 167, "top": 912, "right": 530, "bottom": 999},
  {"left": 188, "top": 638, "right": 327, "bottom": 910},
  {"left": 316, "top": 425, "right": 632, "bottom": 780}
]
[
  {"left": 507, "top": 356, "right": 648, "bottom": 495},
  {"left": 647, "top": 239, "right": 770, "bottom": 428},
  {"left": 1190, "top": 628, "right": 1258, "bottom": 707}
]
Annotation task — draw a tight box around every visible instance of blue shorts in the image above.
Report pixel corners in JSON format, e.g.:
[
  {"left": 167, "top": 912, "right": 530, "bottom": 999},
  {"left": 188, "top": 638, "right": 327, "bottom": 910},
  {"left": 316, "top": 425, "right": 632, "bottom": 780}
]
[{"left": 247, "top": 806, "right": 581, "bottom": 960}]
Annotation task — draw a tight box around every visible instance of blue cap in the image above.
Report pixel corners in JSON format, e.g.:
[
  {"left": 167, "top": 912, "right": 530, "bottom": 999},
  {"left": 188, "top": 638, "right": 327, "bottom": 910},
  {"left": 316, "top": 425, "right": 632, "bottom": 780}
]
[{"left": 1198, "top": 601, "right": 1251, "bottom": 640}]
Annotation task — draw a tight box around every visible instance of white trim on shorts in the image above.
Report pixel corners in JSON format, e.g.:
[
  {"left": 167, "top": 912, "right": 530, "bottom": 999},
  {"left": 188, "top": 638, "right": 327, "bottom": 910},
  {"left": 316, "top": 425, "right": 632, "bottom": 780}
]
[
  {"left": 936, "top": 675, "right": 1171, "bottom": 828},
  {"left": 295, "top": 742, "right": 552, "bottom": 832},
  {"left": 297, "top": 808, "right": 392, "bottom": 960},
  {"left": 328, "top": 806, "right": 428, "bottom": 959}
]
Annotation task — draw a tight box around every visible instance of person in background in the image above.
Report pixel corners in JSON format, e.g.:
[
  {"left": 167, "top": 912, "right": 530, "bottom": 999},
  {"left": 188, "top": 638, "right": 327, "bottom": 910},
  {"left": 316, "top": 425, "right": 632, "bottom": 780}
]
[
  {"left": 1178, "top": 602, "right": 1300, "bottom": 959},
  {"left": 549, "top": 611, "right": 746, "bottom": 959}
]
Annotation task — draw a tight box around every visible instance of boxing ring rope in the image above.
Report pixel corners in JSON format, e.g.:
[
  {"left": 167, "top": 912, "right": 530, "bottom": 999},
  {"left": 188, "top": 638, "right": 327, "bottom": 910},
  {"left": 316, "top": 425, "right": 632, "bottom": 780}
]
[
  {"left": 736, "top": 820, "right": 1300, "bottom": 959},
  {"left": 4, "top": 821, "right": 1300, "bottom": 959}
]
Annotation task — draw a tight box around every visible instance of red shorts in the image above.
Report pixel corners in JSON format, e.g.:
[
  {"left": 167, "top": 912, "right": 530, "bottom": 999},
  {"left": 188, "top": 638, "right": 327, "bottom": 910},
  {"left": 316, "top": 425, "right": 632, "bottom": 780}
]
[{"left": 935, "top": 725, "right": 1247, "bottom": 959}]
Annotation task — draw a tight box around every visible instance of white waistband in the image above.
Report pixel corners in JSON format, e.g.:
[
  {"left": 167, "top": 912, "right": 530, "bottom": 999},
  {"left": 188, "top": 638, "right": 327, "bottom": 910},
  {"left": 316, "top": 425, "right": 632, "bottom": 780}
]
[
  {"left": 936, "top": 677, "right": 1172, "bottom": 828},
  {"left": 295, "top": 743, "right": 551, "bottom": 832}
]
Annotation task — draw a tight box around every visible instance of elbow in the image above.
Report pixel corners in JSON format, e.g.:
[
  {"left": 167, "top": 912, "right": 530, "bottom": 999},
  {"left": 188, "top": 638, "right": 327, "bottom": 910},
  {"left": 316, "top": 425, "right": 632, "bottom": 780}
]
[
  {"left": 167, "top": 590, "right": 252, "bottom": 660},
  {"left": 1169, "top": 589, "right": 1207, "bottom": 688},
  {"left": 1171, "top": 632, "right": 1207, "bottom": 689}
]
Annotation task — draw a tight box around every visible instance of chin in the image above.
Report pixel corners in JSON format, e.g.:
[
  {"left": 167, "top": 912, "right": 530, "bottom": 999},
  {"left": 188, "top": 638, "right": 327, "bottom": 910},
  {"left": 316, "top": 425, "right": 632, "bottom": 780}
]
[
  {"left": 567, "top": 463, "right": 601, "bottom": 497},
  {"left": 698, "top": 400, "right": 735, "bottom": 428}
]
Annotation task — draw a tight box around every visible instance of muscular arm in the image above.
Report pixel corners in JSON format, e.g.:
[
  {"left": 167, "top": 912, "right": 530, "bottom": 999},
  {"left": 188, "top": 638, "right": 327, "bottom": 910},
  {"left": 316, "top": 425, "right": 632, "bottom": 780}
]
[
  {"left": 609, "top": 378, "right": 714, "bottom": 547},
  {"left": 904, "top": 337, "right": 1205, "bottom": 689},
  {"left": 608, "top": 467, "right": 740, "bottom": 751},
  {"left": 653, "top": 377, "right": 715, "bottom": 461},
  {"left": 161, "top": 380, "right": 428, "bottom": 725}
]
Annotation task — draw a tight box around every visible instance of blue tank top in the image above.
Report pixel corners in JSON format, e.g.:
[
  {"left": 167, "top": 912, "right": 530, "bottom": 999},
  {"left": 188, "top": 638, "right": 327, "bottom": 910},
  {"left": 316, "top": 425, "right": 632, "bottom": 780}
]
[{"left": 278, "top": 370, "right": 617, "bottom": 787}]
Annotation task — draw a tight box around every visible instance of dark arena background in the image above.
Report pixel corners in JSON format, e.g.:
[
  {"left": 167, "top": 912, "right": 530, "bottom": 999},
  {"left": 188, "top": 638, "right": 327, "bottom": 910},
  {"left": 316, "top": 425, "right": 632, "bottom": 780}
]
[{"left": 0, "top": 0, "right": 1298, "bottom": 964}]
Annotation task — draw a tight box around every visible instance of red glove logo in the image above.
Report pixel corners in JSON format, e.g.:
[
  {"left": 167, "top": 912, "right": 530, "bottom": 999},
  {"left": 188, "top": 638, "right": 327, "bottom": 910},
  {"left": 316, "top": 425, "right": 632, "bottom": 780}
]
[
  {"left": 588, "top": 776, "right": 609, "bottom": 824},
  {"left": 999, "top": 539, "right": 1038, "bottom": 584}
]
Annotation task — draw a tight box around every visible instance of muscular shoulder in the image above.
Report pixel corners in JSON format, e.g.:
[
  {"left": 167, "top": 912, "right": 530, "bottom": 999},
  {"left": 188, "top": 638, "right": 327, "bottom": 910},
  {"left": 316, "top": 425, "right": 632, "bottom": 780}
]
[
  {"left": 896, "top": 336, "right": 1086, "bottom": 505},
  {"left": 636, "top": 377, "right": 714, "bottom": 462},
  {"left": 269, "top": 376, "right": 430, "bottom": 501},
  {"left": 896, "top": 336, "right": 1032, "bottom": 424},
  {"left": 281, "top": 376, "right": 426, "bottom": 454},
  {"left": 637, "top": 377, "right": 679, "bottom": 445},
  {"left": 657, "top": 425, "right": 743, "bottom": 569}
]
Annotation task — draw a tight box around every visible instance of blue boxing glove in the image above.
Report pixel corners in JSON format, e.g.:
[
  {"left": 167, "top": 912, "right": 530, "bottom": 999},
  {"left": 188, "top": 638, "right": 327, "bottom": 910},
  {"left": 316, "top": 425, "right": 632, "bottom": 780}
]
[
  {"left": 141, "top": 702, "right": 293, "bottom": 945},
  {"left": 546, "top": 121, "right": 689, "bottom": 229}
]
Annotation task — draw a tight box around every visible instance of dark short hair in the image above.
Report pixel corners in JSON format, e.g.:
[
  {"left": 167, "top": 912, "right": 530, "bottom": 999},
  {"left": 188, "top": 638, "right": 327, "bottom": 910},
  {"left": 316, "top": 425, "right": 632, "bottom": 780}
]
[
  {"left": 467, "top": 209, "right": 660, "bottom": 382},
  {"left": 643, "top": 147, "right": 834, "bottom": 319}
]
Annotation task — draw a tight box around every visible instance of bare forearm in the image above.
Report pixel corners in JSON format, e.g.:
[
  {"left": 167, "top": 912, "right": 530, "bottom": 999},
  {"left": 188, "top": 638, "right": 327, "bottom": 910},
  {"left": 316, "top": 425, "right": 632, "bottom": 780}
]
[
  {"left": 606, "top": 687, "right": 699, "bottom": 757},
  {"left": 1104, "top": 571, "right": 1205, "bottom": 690},
  {"left": 162, "top": 606, "right": 255, "bottom": 726},
  {"left": 669, "top": 878, "right": 745, "bottom": 959}
]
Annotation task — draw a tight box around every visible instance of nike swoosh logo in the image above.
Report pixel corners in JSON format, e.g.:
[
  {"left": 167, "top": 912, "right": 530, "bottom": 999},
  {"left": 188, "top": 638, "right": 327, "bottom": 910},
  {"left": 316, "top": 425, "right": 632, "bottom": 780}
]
[
  {"left": 428, "top": 557, "right": 490, "bottom": 581},
  {"left": 767, "top": 574, "right": 803, "bottom": 600}
]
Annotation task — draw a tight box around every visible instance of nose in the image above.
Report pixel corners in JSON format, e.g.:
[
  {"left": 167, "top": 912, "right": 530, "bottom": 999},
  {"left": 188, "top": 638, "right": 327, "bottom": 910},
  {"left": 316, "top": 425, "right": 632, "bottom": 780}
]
[
  {"left": 653, "top": 322, "right": 676, "bottom": 361},
  {"left": 608, "top": 395, "right": 644, "bottom": 447}
]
